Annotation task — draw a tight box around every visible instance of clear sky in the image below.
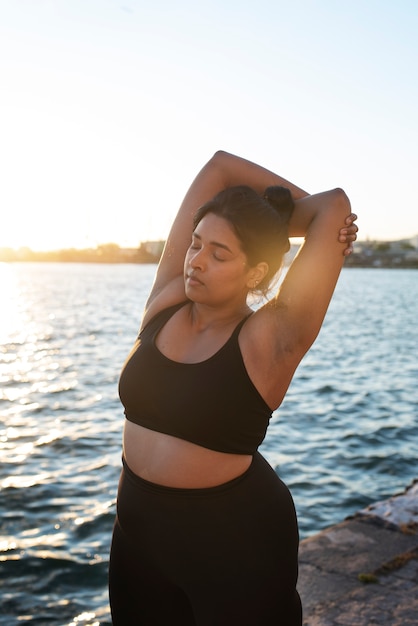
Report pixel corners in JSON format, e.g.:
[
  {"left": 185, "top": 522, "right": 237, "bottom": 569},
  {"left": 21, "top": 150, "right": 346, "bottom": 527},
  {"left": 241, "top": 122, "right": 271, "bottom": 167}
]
[{"left": 1, "top": 0, "right": 417, "bottom": 251}]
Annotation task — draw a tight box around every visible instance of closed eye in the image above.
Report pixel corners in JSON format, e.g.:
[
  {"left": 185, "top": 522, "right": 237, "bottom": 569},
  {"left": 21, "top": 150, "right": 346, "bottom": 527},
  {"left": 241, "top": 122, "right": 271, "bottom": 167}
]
[{"left": 190, "top": 231, "right": 233, "bottom": 262}]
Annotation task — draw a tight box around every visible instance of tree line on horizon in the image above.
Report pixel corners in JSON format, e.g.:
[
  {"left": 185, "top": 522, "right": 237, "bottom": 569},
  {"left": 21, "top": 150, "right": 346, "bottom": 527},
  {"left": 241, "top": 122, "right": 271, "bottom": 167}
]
[
  {"left": 0, "top": 241, "right": 164, "bottom": 264},
  {"left": 1, "top": 238, "right": 417, "bottom": 268}
]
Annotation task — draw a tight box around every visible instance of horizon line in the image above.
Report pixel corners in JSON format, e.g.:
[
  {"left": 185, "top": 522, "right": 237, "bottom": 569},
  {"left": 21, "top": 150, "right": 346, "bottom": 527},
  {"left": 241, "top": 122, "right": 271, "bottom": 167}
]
[{"left": 1, "top": 233, "right": 418, "bottom": 255}]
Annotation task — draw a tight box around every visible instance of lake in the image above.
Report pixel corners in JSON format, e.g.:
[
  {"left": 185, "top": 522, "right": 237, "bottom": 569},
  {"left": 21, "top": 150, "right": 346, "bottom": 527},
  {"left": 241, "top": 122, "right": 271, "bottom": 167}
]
[{"left": 1, "top": 263, "right": 417, "bottom": 625}]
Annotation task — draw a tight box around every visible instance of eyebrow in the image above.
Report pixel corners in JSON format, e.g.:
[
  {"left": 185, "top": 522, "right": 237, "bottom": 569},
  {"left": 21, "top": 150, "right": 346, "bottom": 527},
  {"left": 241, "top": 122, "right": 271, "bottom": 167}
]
[{"left": 192, "top": 232, "right": 234, "bottom": 254}]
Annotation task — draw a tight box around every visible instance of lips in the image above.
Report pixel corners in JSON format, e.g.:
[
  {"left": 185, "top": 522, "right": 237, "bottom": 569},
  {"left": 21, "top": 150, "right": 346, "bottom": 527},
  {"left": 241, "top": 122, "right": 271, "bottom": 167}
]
[{"left": 186, "top": 273, "right": 204, "bottom": 287}]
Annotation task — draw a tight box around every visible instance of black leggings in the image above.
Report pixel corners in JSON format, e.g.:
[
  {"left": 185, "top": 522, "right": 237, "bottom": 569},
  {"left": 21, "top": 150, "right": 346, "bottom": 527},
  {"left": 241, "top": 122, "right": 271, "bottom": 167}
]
[{"left": 109, "top": 452, "right": 302, "bottom": 625}]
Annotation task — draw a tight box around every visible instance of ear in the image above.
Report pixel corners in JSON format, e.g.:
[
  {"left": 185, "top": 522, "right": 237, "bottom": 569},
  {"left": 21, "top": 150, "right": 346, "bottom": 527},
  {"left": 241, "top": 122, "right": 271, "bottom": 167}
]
[{"left": 246, "top": 262, "right": 269, "bottom": 289}]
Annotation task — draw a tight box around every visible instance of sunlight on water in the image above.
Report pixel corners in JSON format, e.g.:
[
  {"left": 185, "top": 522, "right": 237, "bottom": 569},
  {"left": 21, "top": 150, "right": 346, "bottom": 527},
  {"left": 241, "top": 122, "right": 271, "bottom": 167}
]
[
  {"left": 0, "top": 264, "right": 21, "bottom": 344},
  {"left": 69, "top": 613, "right": 100, "bottom": 626},
  {"left": 1, "top": 472, "right": 51, "bottom": 489}
]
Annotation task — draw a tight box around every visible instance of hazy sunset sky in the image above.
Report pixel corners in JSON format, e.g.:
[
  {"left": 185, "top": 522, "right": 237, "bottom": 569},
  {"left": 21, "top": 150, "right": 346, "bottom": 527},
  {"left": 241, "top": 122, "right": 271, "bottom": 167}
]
[{"left": 1, "top": 0, "right": 417, "bottom": 250}]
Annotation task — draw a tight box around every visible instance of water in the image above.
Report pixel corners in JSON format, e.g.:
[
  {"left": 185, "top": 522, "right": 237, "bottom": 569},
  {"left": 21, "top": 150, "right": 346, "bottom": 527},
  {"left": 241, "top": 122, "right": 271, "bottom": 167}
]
[{"left": 1, "top": 263, "right": 417, "bottom": 625}]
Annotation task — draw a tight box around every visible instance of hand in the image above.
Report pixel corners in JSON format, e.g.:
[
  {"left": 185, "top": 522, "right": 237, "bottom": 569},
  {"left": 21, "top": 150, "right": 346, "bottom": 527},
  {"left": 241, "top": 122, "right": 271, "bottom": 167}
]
[{"left": 338, "top": 213, "right": 358, "bottom": 256}]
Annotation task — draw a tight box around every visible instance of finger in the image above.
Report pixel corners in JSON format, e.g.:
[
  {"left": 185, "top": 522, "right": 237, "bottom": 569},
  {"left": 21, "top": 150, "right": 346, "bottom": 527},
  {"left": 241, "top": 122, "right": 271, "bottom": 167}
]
[
  {"left": 339, "top": 232, "right": 357, "bottom": 244},
  {"left": 346, "top": 226, "right": 358, "bottom": 238},
  {"left": 345, "top": 213, "right": 358, "bottom": 225},
  {"left": 342, "top": 225, "right": 358, "bottom": 237},
  {"left": 340, "top": 226, "right": 357, "bottom": 235}
]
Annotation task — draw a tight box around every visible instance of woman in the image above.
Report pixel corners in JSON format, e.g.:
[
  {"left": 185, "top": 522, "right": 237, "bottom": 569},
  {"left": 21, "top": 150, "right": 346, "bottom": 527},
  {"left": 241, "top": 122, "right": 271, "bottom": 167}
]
[{"left": 109, "top": 150, "right": 358, "bottom": 625}]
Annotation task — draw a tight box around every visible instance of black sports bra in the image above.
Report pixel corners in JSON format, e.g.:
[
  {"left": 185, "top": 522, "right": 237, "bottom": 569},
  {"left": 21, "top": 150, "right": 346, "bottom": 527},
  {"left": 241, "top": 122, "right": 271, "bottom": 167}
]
[{"left": 118, "top": 302, "right": 272, "bottom": 454}]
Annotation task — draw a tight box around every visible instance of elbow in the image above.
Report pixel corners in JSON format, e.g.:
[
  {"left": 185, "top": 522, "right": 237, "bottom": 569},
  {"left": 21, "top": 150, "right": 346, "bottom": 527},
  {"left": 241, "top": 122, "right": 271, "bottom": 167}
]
[
  {"left": 331, "top": 187, "right": 351, "bottom": 212},
  {"left": 332, "top": 187, "right": 349, "bottom": 201},
  {"left": 207, "top": 150, "right": 236, "bottom": 185},
  {"left": 206, "top": 150, "right": 229, "bottom": 172},
  {"left": 210, "top": 149, "right": 232, "bottom": 166}
]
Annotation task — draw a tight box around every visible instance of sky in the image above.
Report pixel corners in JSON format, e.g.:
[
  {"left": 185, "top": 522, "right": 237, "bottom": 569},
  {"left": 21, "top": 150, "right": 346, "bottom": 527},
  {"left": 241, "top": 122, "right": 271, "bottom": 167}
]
[{"left": 1, "top": 0, "right": 417, "bottom": 251}]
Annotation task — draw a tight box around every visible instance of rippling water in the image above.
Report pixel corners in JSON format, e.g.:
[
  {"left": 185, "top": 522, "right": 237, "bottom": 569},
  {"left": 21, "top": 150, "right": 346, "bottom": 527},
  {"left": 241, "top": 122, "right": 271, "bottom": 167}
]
[{"left": 1, "top": 263, "right": 417, "bottom": 625}]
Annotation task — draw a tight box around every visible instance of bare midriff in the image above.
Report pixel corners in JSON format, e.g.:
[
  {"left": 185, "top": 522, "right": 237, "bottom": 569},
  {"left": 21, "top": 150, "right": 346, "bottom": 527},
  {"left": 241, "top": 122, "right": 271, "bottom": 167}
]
[{"left": 123, "top": 420, "right": 253, "bottom": 488}]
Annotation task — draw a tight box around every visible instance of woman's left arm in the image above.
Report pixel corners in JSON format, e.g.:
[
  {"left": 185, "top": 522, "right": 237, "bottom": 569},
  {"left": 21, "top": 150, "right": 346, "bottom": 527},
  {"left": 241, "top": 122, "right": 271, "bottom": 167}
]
[{"left": 270, "top": 189, "right": 356, "bottom": 355}]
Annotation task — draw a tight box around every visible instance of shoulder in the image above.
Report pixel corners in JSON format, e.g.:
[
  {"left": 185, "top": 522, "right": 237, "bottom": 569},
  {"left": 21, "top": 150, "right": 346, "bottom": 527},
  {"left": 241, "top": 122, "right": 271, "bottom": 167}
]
[{"left": 140, "top": 277, "right": 189, "bottom": 332}]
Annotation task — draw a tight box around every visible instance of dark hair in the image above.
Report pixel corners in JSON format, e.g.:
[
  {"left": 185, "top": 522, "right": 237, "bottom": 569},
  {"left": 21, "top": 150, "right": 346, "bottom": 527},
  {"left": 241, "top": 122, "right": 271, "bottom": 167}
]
[{"left": 193, "top": 185, "right": 294, "bottom": 294}]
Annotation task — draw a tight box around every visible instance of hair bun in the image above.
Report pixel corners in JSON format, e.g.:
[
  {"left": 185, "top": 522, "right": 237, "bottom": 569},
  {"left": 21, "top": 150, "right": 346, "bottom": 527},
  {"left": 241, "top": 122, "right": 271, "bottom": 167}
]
[
  {"left": 263, "top": 186, "right": 294, "bottom": 253},
  {"left": 263, "top": 186, "right": 294, "bottom": 221}
]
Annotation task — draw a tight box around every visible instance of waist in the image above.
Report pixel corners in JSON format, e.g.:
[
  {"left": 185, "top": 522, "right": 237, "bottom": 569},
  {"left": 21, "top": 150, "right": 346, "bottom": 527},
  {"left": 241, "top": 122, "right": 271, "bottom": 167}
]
[{"left": 123, "top": 420, "right": 253, "bottom": 488}]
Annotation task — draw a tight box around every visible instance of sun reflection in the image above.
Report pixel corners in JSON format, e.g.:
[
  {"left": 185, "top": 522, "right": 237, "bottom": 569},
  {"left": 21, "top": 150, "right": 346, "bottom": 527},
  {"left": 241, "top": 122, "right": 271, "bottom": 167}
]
[
  {"left": 0, "top": 532, "right": 68, "bottom": 555},
  {"left": 1, "top": 472, "right": 50, "bottom": 489},
  {"left": 0, "top": 538, "right": 17, "bottom": 552},
  {"left": 70, "top": 613, "right": 100, "bottom": 626},
  {"left": 0, "top": 263, "right": 21, "bottom": 344}
]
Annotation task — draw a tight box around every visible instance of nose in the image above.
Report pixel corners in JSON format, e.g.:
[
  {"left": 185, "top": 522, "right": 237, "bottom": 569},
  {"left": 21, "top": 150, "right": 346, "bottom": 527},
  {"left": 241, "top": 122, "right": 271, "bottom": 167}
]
[{"left": 189, "top": 247, "right": 205, "bottom": 270}]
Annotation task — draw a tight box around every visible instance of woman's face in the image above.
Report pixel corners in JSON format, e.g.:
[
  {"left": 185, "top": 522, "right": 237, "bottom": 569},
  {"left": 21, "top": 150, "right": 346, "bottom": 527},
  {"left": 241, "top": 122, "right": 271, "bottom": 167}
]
[{"left": 184, "top": 213, "right": 256, "bottom": 306}]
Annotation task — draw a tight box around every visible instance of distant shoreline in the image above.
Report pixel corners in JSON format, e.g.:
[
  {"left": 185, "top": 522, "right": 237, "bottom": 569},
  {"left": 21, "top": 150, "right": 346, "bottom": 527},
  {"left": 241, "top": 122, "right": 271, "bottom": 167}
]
[
  {"left": 0, "top": 242, "right": 163, "bottom": 265},
  {"left": 1, "top": 238, "right": 418, "bottom": 269},
  {"left": 2, "top": 258, "right": 417, "bottom": 269}
]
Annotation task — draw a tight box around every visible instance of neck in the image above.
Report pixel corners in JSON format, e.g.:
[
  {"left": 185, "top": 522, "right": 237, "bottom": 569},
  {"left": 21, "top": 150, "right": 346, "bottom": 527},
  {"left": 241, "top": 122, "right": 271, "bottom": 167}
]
[{"left": 187, "top": 301, "right": 251, "bottom": 332}]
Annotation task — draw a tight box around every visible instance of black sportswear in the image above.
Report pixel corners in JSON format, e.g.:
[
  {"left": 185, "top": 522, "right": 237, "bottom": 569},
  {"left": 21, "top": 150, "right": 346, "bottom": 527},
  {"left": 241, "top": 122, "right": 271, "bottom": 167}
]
[
  {"left": 118, "top": 301, "right": 272, "bottom": 454},
  {"left": 109, "top": 453, "right": 302, "bottom": 625}
]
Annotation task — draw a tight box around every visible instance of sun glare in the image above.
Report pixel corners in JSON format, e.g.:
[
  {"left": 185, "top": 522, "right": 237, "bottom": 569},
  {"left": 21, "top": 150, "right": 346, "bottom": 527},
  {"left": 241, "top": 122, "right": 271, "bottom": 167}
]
[{"left": 0, "top": 264, "right": 21, "bottom": 344}]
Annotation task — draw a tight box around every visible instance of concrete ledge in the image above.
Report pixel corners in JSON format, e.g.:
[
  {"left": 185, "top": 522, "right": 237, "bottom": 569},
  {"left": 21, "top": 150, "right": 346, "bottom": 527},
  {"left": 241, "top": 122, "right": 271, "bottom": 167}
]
[{"left": 298, "top": 480, "right": 418, "bottom": 625}]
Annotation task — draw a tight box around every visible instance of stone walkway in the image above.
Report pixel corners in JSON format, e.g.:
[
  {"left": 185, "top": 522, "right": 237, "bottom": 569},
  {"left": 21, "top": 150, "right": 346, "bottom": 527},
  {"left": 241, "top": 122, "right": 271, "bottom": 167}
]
[{"left": 298, "top": 481, "right": 418, "bottom": 626}]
